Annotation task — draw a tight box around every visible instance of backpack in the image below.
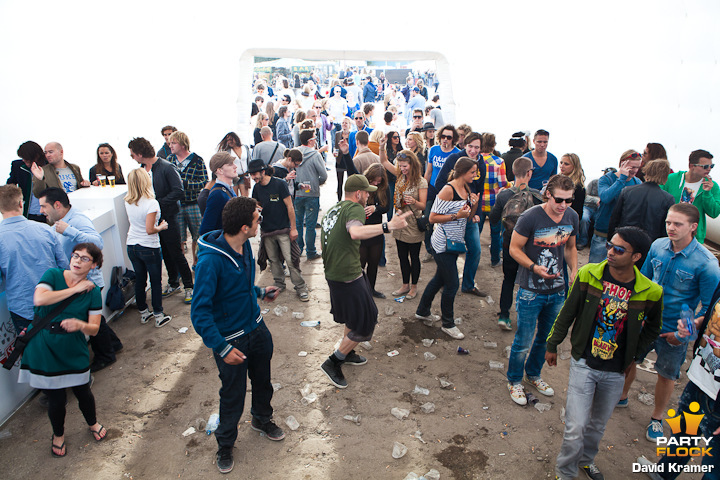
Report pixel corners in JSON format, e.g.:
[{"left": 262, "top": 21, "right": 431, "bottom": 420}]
[{"left": 501, "top": 187, "right": 543, "bottom": 231}]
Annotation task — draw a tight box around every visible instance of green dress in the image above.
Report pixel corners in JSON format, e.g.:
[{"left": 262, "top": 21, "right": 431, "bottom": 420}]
[{"left": 18, "top": 268, "right": 102, "bottom": 389}]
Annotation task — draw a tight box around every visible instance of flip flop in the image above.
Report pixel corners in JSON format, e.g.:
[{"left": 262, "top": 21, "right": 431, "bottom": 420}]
[
  {"left": 90, "top": 424, "right": 107, "bottom": 442},
  {"left": 51, "top": 435, "right": 66, "bottom": 457}
]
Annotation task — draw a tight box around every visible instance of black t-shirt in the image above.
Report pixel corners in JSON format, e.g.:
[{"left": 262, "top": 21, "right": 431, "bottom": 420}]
[
  {"left": 252, "top": 177, "right": 291, "bottom": 233},
  {"left": 582, "top": 268, "right": 634, "bottom": 372}
]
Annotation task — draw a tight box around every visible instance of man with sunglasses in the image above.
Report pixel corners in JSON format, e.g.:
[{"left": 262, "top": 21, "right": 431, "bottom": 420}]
[
  {"left": 404, "top": 109, "right": 424, "bottom": 137},
  {"left": 618, "top": 203, "right": 720, "bottom": 444},
  {"left": 507, "top": 174, "right": 578, "bottom": 407},
  {"left": 588, "top": 150, "right": 643, "bottom": 263},
  {"left": 661, "top": 149, "right": 719, "bottom": 244},
  {"left": 348, "top": 111, "right": 373, "bottom": 158},
  {"left": 545, "top": 226, "right": 662, "bottom": 480}
]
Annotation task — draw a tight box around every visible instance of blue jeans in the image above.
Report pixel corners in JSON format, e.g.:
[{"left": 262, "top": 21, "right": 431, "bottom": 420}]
[
  {"left": 656, "top": 381, "right": 720, "bottom": 479},
  {"left": 578, "top": 206, "right": 596, "bottom": 247},
  {"left": 507, "top": 288, "right": 565, "bottom": 383},
  {"left": 478, "top": 212, "right": 502, "bottom": 265},
  {"left": 462, "top": 221, "right": 481, "bottom": 291},
  {"left": 294, "top": 196, "right": 320, "bottom": 256},
  {"left": 416, "top": 252, "right": 459, "bottom": 328},
  {"left": 213, "top": 322, "right": 274, "bottom": 449},
  {"left": 127, "top": 244, "right": 163, "bottom": 313},
  {"left": 555, "top": 358, "right": 625, "bottom": 479},
  {"left": 588, "top": 233, "right": 607, "bottom": 264}
]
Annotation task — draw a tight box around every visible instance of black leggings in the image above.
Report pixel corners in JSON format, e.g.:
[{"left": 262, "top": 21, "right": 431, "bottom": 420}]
[
  {"left": 45, "top": 383, "right": 97, "bottom": 436},
  {"left": 359, "top": 241, "right": 383, "bottom": 290},
  {"left": 336, "top": 170, "right": 345, "bottom": 202},
  {"left": 396, "top": 240, "right": 421, "bottom": 284}
]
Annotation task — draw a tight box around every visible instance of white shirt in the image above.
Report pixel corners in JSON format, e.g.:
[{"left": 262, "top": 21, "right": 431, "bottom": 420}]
[{"left": 125, "top": 197, "right": 161, "bottom": 248}]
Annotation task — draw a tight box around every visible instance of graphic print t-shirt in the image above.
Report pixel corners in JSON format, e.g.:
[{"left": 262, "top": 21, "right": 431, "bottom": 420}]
[
  {"left": 56, "top": 167, "right": 77, "bottom": 193},
  {"left": 688, "top": 299, "right": 720, "bottom": 400},
  {"left": 681, "top": 179, "right": 702, "bottom": 204},
  {"left": 514, "top": 205, "right": 578, "bottom": 294},
  {"left": 582, "top": 268, "right": 633, "bottom": 372}
]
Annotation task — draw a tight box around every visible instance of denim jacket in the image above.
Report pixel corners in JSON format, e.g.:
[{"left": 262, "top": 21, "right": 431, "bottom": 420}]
[{"left": 641, "top": 237, "right": 720, "bottom": 334}]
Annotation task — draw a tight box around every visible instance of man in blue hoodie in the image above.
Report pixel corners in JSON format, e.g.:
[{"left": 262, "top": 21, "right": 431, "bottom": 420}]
[{"left": 191, "top": 196, "right": 284, "bottom": 474}]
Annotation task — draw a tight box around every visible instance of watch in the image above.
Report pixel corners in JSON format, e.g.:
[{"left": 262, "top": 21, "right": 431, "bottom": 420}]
[{"left": 382, "top": 222, "right": 390, "bottom": 233}]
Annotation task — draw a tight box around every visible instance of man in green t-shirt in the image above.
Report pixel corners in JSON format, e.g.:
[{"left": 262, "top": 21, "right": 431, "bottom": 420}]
[{"left": 319, "top": 174, "right": 410, "bottom": 388}]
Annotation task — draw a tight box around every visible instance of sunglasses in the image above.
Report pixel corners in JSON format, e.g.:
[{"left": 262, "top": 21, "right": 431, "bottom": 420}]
[
  {"left": 440, "top": 134, "right": 453, "bottom": 140},
  {"left": 551, "top": 195, "right": 574, "bottom": 204},
  {"left": 606, "top": 241, "right": 633, "bottom": 255},
  {"left": 692, "top": 163, "right": 715, "bottom": 170},
  {"left": 413, "top": 115, "right": 422, "bottom": 119},
  {"left": 626, "top": 152, "right": 642, "bottom": 159},
  {"left": 354, "top": 117, "right": 364, "bottom": 120}
]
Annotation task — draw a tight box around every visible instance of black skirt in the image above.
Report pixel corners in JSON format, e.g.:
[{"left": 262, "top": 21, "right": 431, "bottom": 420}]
[{"left": 327, "top": 273, "right": 378, "bottom": 341}]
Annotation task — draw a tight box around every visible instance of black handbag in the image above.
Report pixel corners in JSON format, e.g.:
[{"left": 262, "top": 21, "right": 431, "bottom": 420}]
[
  {"left": 415, "top": 212, "right": 430, "bottom": 232},
  {"left": 3, "top": 293, "right": 81, "bottom": 370}
]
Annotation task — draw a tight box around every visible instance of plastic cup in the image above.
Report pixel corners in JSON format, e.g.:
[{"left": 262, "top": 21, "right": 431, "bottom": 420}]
[
  {"left": 98, "top": 175, "right": 106, "bottom": 187},
  {"left": 108, "top": 175, "right": 116, "bottom": 187}
]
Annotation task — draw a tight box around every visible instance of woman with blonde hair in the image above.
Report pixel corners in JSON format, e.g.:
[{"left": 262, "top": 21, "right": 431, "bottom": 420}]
[
  {"left": 254, "top": 112, "right": 269, "bottom": 145},
  {"left": 265, "top": 101, "right": 278, "bottom": 140},
  {"left": 558, "top": 153, "right": 586, "bottom": 219},
  {"left": 124, "top": 168, "right": 170, "bottom": 327},
  {"left": 406, "top": 131, "right": 427, "bottom": 173},
  {"left": 360, "top": 164, "right": 391, "bottom": 298}
]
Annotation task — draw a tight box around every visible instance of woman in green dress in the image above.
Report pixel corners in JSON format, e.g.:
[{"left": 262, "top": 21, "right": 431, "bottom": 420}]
[{"left": 18, "top": 242, "right": 107, "bottom": 457}]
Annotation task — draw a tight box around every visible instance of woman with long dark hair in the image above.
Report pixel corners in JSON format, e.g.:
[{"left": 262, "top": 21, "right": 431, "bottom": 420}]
[
  {"left": 217, "top": 132, "right": 251, "bottom": 197},
  {"left": 89, "top": 143, "right": 125, "bottom": 186},
  {"left": 360, "top": 164, "right": 390, "bottom": 298},
  {"left": 414, "top": 158, "right": 479, "bottom": 340}
]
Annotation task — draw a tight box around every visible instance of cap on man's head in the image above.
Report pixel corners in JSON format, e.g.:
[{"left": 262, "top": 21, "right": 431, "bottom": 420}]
[
  {"left": 209, "top": 152, "right": 235, "bottom": 173},
  {"left": 412, "top": 87, "right": 420, "bottom": 92},
  {"left": 247, "top": 159, "right": 267, "bottom": 174},
  {"left": 421, "top": 122, "right": 436, "bottom": 132},
  {"left": 344, "top": 174, "right": 377, "bottom": 193}
]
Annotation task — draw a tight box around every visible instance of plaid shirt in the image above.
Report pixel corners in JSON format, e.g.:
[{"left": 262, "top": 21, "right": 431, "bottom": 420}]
[
  {"left": 169, "top": 152, "right": 208, "bottom": 204},
  {"left": 481, "top": 154, "right": 507, "bottom": 212}
]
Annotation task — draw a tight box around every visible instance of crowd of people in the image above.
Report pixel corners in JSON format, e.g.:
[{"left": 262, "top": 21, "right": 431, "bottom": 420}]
[{"left": 3, "top": 68, "right": 720, "bottom": 479}]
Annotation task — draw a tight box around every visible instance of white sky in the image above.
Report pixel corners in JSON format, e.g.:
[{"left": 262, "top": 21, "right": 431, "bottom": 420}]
[{"left": 1, "top": 0, "right": 718, "bottom": 184}]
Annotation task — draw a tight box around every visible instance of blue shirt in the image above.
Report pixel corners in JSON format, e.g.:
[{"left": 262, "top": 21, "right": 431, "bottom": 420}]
[
  {"left": 348, "top": 127, "right": 373, "bottom": 158},
  {"left": 0, "top": 216, "right": 69, "bottom": 320},
  {"left": 525, "top": 151, "right": 558, "bottom": 190},
  {"left": 641, "top": 237, "right": 720, "bottom": 335},
  {"left": 56, "top": 207, "right": 104, "bottom": 288},
  {"left": 428, "top": 145, "right": 460, "bottom": 187},
  {"left": 595, "top": 171, "right": 642, "bottom": 234}
]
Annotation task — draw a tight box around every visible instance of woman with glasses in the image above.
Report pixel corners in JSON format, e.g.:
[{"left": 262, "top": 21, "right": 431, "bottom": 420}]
[
  {"left": 558, "top": 153, "right": 586, "bottom": 219},
  {"left": 415, "top": 158, "right": 479, "bottom": 339},
  {"left": 124, "top": 168, "right": 171, "bottom": 327},
  {"left": 360, "top": 164, "right": 390, "bottom": 298},
  {"left": 18, "top": 242, "right": 107, "bottom": 457}
]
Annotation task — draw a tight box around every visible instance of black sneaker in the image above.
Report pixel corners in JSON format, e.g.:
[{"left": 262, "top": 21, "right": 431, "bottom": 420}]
[
  {"left": 250, "top": 417, "right": 286, "bottom": 441},
  {"left": 321, "top": 358, "right": 348, "bottom": 388},
  {"left": 90, "top": 358, "right": 116, "bottom": 372},
  {"left": 216, "top": 447, "right": 234, "bottom": 474},
  {"left": 581, "top": 463, "right": 605, "bottom": 480},
  {"left": 343, "top": 350, "right": 367, "bottom": 366}
]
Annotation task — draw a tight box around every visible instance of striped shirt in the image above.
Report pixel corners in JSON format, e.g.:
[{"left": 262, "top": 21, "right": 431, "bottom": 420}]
[
  {"left": 431, "top": 196, "right": 467, "bottom": 253},
  {"left": 481, "top": 154, "right": 507, "bottom": 212}
]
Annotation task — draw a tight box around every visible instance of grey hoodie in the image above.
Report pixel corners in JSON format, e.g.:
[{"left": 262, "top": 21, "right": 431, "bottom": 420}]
[{"left": 295, "top": 146, "right": 327, "bottom": 198}]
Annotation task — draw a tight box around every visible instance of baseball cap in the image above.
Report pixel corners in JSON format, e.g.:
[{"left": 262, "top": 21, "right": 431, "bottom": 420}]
[{"left": 344, "top": 174, "right": 377, "bottom": 192}]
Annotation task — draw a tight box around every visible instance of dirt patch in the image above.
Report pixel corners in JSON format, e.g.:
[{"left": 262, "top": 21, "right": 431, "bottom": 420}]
[
  {"left": 143, "top": 338, "right": 155, "bottom": 350},
  {"left": 399, "top": 316, "right": 442, "bottom": 342},
  {"left": 435, "top": 445, "right": 488, "bottom": 480}
]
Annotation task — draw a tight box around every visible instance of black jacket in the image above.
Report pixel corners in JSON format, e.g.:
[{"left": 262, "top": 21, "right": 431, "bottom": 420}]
[
  {"left": 608, "top": 182, "right": 675, "bottom": 241},
  {"left": 7, "top": 159, "right": 33, "bottom": 216},
  {"left": 150, "top": 158, "right": 184, "bottom": 219}
]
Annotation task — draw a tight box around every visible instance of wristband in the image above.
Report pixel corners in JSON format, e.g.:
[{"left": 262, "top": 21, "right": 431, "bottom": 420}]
[
  {"left": 261, "top": 288, "right": 266, "bottom": 300},
  {"left": 382, "top": 222, "right": 390, "bottom": 233},
  {"left": 450, "top": 213, "right": 458, "bottom": 221},
  {"left": 529, "top": 263, "right": 535, "bottom": 272}
]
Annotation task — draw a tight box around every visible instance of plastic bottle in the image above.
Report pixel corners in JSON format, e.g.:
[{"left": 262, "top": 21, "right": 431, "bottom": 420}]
[
  {"left": 206, "top": 413, "right": 219, "bottom": 435},
  {"left": 681, "top": 304, "right": 695, "bottom": 338}
]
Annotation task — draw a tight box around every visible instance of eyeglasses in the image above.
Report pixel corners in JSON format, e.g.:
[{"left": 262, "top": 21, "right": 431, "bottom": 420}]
[
  {"left": 692, "top": 163, "right": 715, "bottom": 170},
  {"left": 71, "top": 253, "right": 93, "bottom": 263},
  {"left": 550, "top": 195, "right": 574, "bottom": 204},
  {"left": 606, "top": 241, "right": 633, "bottom": 255},
  {"left": 440, "top": 134, "right": 453, "bottom": 140},
  {"left": 314, "top": 106, "right": 322, "bottom": 109}
]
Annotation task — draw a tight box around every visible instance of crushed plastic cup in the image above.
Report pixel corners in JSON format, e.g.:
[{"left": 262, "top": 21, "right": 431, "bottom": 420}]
[
  {"left": 534, "top": 403, "right": 551, "bottom": 413},
  {"left": 420, "top": 402, "right": 435, "bottom": 413},
  {"left": 489, "top": 361, "right": 504, "bottom": 370},
  {"left": 391, "top": 407, "right": 410, "bottom": 420},
  {"left": 439, "top": 378, "right": 453, "bottom": 389},
  {"left": 301, "top": 392, "right": 318, "bottom": 406},
  {"left": 178, "top": 327, "right": 188, "bottom": 334},
  {"left": 483, "top": 341, "right": 497, "bottom": 348},
  {"left": 394, "top": 296, "right": 405, "bottom": 303},
  {"left": 182, "top": 427, "right": 196, "bottom": 437},
  {"left": 285, "top": 415, "right": 300, "bottom": 431},
  {"left": 424, "top": 352, "right": 437, "bottom": 361},
  {"left": 300, "top": 384, "right": 312, "bottom": 396},
  {"left": 454, "top": 317, "right": 463, "bottom": 325},
  {"left": 360, "top": 341, "right": 373, "bottom": 350},
  {"left": 385, "top": 306, "right": 395, "bottom": 315},
  {"left": 300, "top": 320, "right": 320, "bottom": 327},
  {"left": 421, "top": 339, "right": 434, "bottom": 347},
  {"left": 413, "top": 385, "right": 430, "bottom": 395},
  {"left": 638, "top": 392, "right": 655, "bottom": 406},
  {"left": 457, "top": 346, "right": 470, "bottom": 355},
  {"left": 273, "top": 306, "right": 288, "bottom": 317},
  {"left": 343, "top": 414, "right": 361, "bottom": 425},
  {"left": 261, "top": 308, "right": 270, "bottom": 314},
  {"left": 272, "top": 383, "right": 282, "bottom": 392},
  {"left": 413, "top": 430, "right": 427, "bottom": 444},
  {"left": 424, "top": 469, "right": 441, "bottom": 480},
  {"left": 387, "top": 350, "right": 400, "bottom": 357},
  {"left": 504, "top": 346, "right": 512, "bottom": 358},
  {"left": 392, "top": 441, "right": 408, "bottom": 459},
  {"left": 195, "top": 417, "right": 206, "bottom": 431},
  {"left": 486, "top": 295, "right": 495, "bottom": 305},
  {"left": 292, "top": 311, "right": 305, "bottom": 319},
  {"left": 404, "top": 473, "right": 420, "bottom": 480},
  {"left": 298, "top": 351, "right": 308, "bottom": 357}
]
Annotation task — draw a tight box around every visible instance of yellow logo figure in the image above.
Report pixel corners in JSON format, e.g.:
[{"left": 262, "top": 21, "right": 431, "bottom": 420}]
[{"left": 666, "top": 402, "right": 704, "bottom": 436}]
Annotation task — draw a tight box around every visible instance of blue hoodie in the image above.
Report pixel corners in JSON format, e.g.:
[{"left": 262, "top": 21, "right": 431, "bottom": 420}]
[{"left": 190, "top": 230, "right": 263, "bottom": 358}]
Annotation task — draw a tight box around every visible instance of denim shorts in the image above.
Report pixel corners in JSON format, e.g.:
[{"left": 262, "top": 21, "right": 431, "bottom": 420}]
[{"left": 638, "top": 336, "right": 689, "bottom": 380}]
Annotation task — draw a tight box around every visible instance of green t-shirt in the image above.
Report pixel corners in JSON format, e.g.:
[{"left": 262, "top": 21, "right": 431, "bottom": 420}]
[{"left": 321, "top": 200, "right": 366, "bottom": 282}]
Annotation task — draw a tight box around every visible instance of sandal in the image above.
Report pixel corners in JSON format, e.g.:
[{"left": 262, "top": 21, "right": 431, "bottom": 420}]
[
  {"left": 51, "top": 435, "right": 66, "bottom": 457},
  {"left": 405, "top": 292, "right": 417, "bottom": 300},
  {"left": 90, "top": 424, "right": 107, "bottom": 442},
  {"left": 392, "top": 288, "right": 410, "bottom": 297}
]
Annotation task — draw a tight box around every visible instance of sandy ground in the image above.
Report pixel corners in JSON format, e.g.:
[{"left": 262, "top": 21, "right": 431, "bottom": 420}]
[{"left": 0, "top": 175, "right": 702, "bottom": 480}]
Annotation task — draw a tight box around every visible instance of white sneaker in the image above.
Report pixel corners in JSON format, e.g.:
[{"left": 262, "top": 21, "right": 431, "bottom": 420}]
[
  {"left": 154, "top": 313, "right": 172, "bottom": 328},
  {"left": 441, "top": 326, "right": 465, "bottom": 339},
  {"left": 415, "top": 313, "right": 440, "bottom": 326},
  {"left": 139, "top": 309, "right": 153, "bottom": 324},
  {"left": 524, "top": 376, "right": 555, "bottom": 396},
  {"left": 508, "top": 382, "right": 527, "bottom": 405}
]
